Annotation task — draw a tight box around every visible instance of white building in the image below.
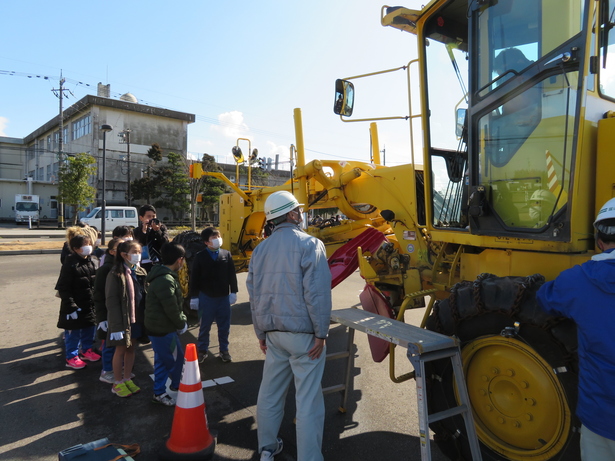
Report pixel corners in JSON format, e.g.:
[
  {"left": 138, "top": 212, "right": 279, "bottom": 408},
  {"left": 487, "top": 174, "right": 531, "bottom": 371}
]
[{"left": 0, "top": 84, "right": 195, "bottom": 222}]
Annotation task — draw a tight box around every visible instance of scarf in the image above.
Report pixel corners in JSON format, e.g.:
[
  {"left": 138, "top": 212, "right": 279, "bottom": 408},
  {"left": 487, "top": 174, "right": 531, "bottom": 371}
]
[{"left": 124, "top": 265, "right": 136, "bottom": 324}]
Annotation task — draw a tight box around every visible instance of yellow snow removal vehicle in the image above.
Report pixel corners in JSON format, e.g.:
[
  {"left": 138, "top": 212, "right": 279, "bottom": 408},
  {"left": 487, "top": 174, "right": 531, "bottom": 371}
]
[{"left": 189, "top": 0, "right": 615, "bottom": 459}]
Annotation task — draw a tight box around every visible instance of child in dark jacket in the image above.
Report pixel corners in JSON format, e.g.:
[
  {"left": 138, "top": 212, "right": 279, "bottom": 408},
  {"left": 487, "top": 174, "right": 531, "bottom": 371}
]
[
  {"left": 189, "top": 227, "right": 238, "bottom": 363},
  {"left": 145, "top": 242, "right": 188, "bottom": 406},
  {"left": 92, "top": 237, "right": 124, "bottom": 383},
  {"left": 56, "top": 234, "right": 100, "bottom": 369}
]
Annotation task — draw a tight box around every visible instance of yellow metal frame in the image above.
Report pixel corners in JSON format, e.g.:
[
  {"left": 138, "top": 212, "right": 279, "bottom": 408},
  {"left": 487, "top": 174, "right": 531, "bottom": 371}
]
[{"left": 388, "top": 288, "right": 437, "bottom": 383}]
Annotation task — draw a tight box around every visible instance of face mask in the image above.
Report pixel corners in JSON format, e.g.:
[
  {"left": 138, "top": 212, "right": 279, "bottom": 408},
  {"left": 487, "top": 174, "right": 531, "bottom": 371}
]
[
  {"left": 130, "top": 254, "right": 141, "bottom": 265},
  {"left": 210, "top": 237, "right": 222, "bottom": 250},
  {"left": 95, "top": 239, "right": 101, "bottom": 247},
  {"left": 124, "top": 237, "right": 133, "bottom": 241},
  {"left": 289, "top": 209, "right": 303, "bottom": 226},
  {"left": 81, "top": 245, "right": 93, "bottom": 256}
]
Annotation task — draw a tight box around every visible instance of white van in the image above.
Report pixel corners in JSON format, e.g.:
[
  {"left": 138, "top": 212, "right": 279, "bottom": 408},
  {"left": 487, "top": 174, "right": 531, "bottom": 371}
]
[{"left": 80, "top": 206, "right": 139, "bottom": 231}]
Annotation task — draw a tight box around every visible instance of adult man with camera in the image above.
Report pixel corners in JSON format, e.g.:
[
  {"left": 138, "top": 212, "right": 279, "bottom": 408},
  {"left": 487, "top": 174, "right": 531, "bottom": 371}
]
[{"left": 133, "top": 204, "right": 169, "bottom": 272}]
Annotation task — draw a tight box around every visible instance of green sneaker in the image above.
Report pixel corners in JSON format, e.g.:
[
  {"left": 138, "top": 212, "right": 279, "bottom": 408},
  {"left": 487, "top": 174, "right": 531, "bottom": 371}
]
[
  {"left": 112, "top": 382, "right": 132, "bottom": 398},
  {"left": 124, "top": 380, "right": 141, "bottom": 394}
]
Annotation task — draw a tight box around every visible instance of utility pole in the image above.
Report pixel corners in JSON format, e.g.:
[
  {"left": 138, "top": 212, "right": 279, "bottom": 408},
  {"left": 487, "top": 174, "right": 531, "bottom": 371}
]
[
  {"left": 119, "top": 129, "right": 132, "bottom": 205},
  {"left": 52, "top": 72, "right": 73, "bottom": 228}
]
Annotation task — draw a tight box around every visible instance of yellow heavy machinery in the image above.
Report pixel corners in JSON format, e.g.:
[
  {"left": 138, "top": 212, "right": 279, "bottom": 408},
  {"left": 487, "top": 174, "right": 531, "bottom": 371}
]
[{"left": 190, "top": 0, "right": 615, "bottom": 459}]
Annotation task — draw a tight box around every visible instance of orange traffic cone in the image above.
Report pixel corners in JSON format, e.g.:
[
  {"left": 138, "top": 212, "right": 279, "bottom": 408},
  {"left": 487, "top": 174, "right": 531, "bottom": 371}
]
[{"left": 159, "top": 343, "right": 215, "bottom": 460}]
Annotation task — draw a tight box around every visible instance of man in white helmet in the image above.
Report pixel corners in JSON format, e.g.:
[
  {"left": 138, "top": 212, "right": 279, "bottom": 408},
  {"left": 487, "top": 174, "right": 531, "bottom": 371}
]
[
  {"left": 537, "top": 198, "right": 615, "bottom": 460},
  {"left": 247, "top": 190, "right": 332, "bottom": 461}
]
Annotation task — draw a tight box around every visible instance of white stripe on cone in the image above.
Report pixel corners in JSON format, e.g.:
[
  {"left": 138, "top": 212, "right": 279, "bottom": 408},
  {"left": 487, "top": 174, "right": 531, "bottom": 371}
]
[
  {"left": 177, "top": 389, "right": 205, "bottom": 409},
  {"left": 181, "top": 358, "right": 201, "bottom": 386}
]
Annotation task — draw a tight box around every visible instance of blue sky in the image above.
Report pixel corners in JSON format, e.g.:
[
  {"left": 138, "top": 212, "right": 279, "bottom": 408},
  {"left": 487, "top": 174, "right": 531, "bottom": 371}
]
[{"left": 0, "top": 1, "right": 425, "bottom": 168}]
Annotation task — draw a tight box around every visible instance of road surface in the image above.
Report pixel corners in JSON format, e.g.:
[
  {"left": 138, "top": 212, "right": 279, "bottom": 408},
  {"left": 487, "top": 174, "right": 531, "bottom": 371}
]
[{"left": 0, "top": 254, "right": 448, "bottom": 461}]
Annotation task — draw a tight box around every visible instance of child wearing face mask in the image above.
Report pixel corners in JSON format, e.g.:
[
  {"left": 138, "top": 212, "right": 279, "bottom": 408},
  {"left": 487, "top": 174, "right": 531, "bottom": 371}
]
[
  {"left": 105, "top": 240, "right": 147, "bottom": 397},
  {"left": 188, "top": 227, "right": 239, "bottom": 364},
  {"left": 55, "top": 234, "right": 100, "bottom": 369},
  {"left": 93, "top": 237, "right": 124, "bottom": 383},
  {"left": 60, "top": 225, "right": 89, "bottom": 265}
]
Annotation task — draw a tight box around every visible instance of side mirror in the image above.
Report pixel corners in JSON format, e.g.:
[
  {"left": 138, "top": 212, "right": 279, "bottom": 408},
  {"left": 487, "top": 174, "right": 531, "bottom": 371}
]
[
  {"left": 249, "top": 148, "right": 258, "bottom": 164},
  {"left": 455, "top": 108, "right": 467, "bottom": 138},
  {"left": 334, "top": 79, "right": 355, "bottom": 116},
  {"left": 232, "top": 146, "right": 244, "bottom": 163}
]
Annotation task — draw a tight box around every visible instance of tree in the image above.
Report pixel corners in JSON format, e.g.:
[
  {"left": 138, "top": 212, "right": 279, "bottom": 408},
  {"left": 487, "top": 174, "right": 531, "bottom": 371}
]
[
  {"left": 131, "top": 143, "right": 165, "bottom": 204},
  {"left": 57, "top": 153, "right": 97, "bottom": 224},
  {"left": 151, "top": 152, "right": 191, "bottom": 221},
  {"left": 189, "top": 154, "right": 225, "bottom": 229},
  {"left": 130, "top": 175, "right": 159, "bottom": 205},
  {"left": 147, "top": 142, "right": 163, "bottom": 162},
  {"left": 131, "top": 145, "right": 225, "bottom": 225},
  {"left": 239, "top": 163, "right": 270, "bottom": 187}
]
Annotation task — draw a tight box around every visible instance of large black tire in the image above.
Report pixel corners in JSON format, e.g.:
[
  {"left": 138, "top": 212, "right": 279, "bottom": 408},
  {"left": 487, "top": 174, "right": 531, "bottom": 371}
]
[
  {"left": 425, "top": 274, "right": 579, "bottom": 461},
  {"left": 172, "top": 230, "right": 206, "bottom": 261}
]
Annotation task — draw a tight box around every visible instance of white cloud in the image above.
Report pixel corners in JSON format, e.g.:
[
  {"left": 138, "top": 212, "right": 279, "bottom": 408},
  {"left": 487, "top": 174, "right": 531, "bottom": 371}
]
[
  {"left": 0, "top": 116, "right": 8, "bottom": 136},
  {"left": 264, "top": 141, "right": 291, "bottom": 169},
  {"left": 211, "top": 111, "right": 250, "bottom": 139}
]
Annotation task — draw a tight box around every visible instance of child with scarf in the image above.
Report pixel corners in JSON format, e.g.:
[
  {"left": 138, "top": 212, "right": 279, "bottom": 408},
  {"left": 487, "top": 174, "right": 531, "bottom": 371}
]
[{"left": 106, "top": 240, "right": 147, "bottom": 397}]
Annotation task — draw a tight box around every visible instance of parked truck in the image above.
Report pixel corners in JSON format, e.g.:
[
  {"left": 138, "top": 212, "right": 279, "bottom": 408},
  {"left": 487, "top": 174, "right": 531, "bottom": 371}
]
[
  {"left": 189, "top": 0, "right": 615, "bottom": 459},
  {"left": 13, "top": 194, "right": 40, "bottom": 224}
]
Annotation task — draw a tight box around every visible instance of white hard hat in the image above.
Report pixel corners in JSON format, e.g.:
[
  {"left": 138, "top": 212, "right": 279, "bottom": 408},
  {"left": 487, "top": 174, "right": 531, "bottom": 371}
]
[
  {"left": 530, "top": 189, "right": 556, "bottom": 204},
  {"left": 264, "top": 191, "right": 303, "bottom": 221},
  {"left": 594, "top": 197, "right": 615, "bottom": 234}
]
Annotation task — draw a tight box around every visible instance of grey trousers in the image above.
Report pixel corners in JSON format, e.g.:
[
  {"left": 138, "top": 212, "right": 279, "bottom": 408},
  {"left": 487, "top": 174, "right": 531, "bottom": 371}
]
[
  {"left": 581, "top": 424, "right": 615, "bottom": 460},
  {"left": 257, "top": 331, "right": 326, "bottom": 461}
]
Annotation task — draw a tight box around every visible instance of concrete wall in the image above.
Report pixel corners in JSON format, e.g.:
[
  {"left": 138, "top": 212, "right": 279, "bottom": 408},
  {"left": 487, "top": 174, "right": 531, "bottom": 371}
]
[
  {"left": 0, "top": 179, "right": 59, "bottom": 221},
  {"left": 0, "top": 137, "right": 26, "bottom": 180}
]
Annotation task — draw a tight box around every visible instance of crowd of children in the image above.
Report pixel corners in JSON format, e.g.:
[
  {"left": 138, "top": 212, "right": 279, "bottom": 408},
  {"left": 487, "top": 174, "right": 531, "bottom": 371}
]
[{"left": 55, "top": 205, "right": 190, "bottom": 407}]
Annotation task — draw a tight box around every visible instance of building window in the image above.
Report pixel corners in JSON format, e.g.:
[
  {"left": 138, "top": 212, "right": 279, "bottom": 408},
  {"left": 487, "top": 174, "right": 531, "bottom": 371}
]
[
  {"left": 46, "top": 165, "right": 52, "bottom": 181},
  {"left": 72, "top": 114, "right": 91, "bottom": 140},
  {"left": 26, "top": 146, "right": 35, "bottom": 163},
  {"left": 53, "top": 131, "right": 59, "bottom": 149},
  {"left": 28, "top": 170, "right": 35, "bottom": 179},
  {"left": 63, "top": 126, "right": 69, "bottom": 146},
  {"left": 47, "top": 135, "right": 52, "bottom": 152},
  {"left": 38, "top": 167, "right": 44, "bottom": 181}
]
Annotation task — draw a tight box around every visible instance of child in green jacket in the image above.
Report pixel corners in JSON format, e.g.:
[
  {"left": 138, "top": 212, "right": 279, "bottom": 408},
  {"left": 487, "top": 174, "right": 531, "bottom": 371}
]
[{"left": 145, "top": 242, "right": 187, "bottom": 406}]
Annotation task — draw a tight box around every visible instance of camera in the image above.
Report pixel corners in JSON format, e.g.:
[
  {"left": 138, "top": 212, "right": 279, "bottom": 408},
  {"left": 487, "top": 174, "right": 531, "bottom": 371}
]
[{"left": 148, "top": 218, "right": 160, "bottom": 226}]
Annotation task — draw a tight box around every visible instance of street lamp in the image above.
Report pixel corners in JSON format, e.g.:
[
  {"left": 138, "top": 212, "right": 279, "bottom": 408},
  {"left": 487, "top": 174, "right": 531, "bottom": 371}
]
[
  {"left": 118, "top": 129, "right": 132, "bottom": 205},
  {"left": 100, "top": 124, "right": 113, "bottom": 245}
]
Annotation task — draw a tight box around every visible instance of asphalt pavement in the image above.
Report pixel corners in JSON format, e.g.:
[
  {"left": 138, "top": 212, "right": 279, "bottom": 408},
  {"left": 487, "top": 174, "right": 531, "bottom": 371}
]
[{"left": 0, "top": 252, "right": 449, "bottom": 461}]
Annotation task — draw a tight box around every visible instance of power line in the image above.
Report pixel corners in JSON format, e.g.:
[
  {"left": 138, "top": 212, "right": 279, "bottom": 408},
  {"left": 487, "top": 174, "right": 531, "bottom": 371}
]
[{"left": 1, "top": 68, "right": 361, "bottom": 162}]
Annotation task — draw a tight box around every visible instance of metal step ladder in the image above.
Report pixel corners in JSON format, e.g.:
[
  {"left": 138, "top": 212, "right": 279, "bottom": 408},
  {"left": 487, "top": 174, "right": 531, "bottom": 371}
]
[
  {"left": 330, "top": 307, "right": 482, "bottom": 461},
  {"left": 323, "top": 326, "right": 355, "bottom": 413}
]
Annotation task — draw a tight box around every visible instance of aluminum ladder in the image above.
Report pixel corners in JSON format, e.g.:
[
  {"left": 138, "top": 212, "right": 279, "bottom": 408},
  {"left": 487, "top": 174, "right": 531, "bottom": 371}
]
[{"left": 330, "top": 307, "right": 482, "bottom": 461}]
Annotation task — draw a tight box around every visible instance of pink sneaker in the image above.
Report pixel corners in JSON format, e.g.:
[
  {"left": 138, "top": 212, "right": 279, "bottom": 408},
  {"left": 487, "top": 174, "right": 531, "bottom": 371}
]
[
  {"left": 66, "top": 356, "right": 87, "bottom": 369},
  {"left": 80, "top": 349, "right": 101, "bottom": 362}
]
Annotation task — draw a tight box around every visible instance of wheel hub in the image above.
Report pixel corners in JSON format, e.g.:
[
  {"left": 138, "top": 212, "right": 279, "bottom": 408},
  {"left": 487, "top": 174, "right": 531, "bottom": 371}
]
[{"left": 461, "top": 336, "right": 571, "bottom": 460}]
